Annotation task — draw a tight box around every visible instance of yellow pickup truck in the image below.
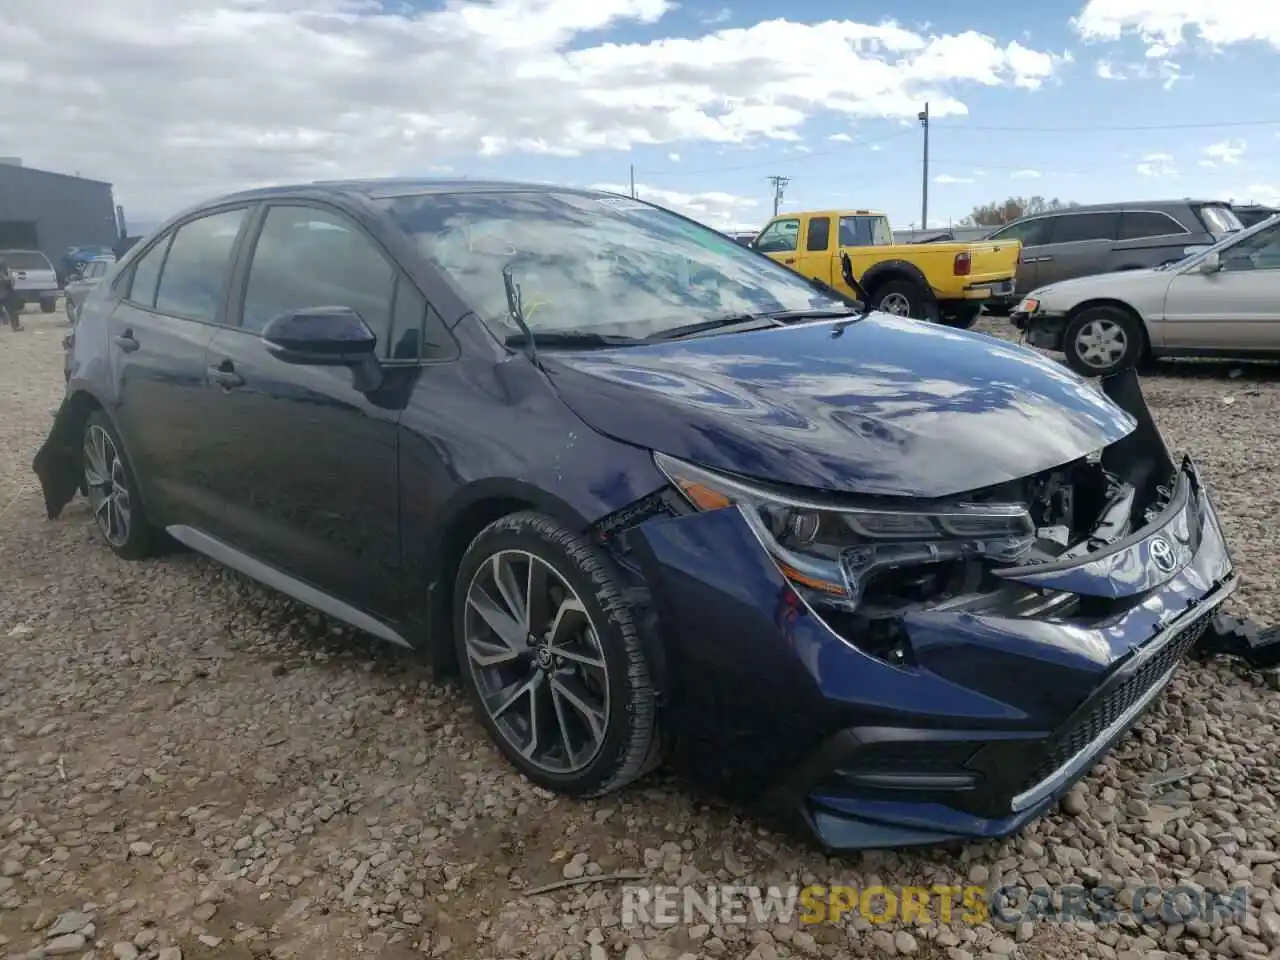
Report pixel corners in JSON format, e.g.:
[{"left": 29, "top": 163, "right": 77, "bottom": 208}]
[{"left": 752, "top": 209, "right": 1021, "bottom": 327}]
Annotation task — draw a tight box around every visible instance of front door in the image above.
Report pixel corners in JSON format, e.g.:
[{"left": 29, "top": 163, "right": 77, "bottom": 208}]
[
  {"left": 986, "top": 216, "right": 1054, "bottom": 296},
  {"left": 108, "top": 207, "right": 251, "bottom": 532},
  {"left": 1030, "top": 210, "right": 1122, "bottom": 288},
  {"left": 203, "top": 202, "right": 413, "bottom": 618},
  {"left": 754, "top": 216, "right": 802, "bottom": 270},
  {"left": 1160, "top": 219, "right": 1280, "bottom": 350}
]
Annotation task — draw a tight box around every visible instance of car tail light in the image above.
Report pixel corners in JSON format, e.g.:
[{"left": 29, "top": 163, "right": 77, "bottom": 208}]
[{"left": 953, "top": 252, "right": 971, "bottom": 276}]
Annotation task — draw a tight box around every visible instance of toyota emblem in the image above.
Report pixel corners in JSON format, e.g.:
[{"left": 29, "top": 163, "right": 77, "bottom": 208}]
[{"left": 1149, "top": 535, "right": 1177, "bottom": 574}]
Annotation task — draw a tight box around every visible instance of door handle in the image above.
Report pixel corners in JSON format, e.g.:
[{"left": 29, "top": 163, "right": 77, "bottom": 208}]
[
  {"left": 783, "top": 257, "right": 796, "bottom": 265},
  {"left": 113, "top": 332, "right": 139, "bottom": 353},
  {"left": 1038, "top": 256, "right": 1054, "bottom": 263},
  {"left": 208, "top": 361, "right": 244, "bottom": 389}
]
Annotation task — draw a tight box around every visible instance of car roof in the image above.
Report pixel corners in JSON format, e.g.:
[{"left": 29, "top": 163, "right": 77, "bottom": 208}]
[{"left": 211, "top": 178, "right": 621, "bottom": 204}]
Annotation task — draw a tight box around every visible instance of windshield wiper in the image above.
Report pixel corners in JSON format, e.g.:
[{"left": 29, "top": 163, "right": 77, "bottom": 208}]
[
  {"left": 647, "top": 308, "right": 860, "bottom": 342},
  {"left": 504, "top": 330, "right": 645, "bottom": 348}
]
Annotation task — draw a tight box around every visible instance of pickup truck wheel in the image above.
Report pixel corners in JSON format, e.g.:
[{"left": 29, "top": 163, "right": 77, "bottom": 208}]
[
  {"left": 41, "top": 298, "right": 57, "bottom": 314},
  {"left": 1062, "top": 306, "right": 1145, "bottom": 377},
  {"left": 871, "top": 280, "right": 935, "bottom": 322}
]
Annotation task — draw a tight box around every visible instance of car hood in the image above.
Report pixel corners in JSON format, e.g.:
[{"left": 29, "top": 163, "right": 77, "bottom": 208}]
[
  {"left": 1034, "top": 267, "right": 1166, "bottom": 302},
  {"left": 537, "top": 314, "right": 1137, "bottom": 498}
]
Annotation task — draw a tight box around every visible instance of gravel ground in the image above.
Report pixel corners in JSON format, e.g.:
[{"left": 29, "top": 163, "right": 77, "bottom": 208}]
[{"left": 1, "top": 307, "right": 1279, "bottom": 960}]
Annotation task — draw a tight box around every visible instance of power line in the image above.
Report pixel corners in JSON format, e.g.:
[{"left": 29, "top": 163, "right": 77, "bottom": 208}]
[
  {"left": 932, "top": 118, "right": 1280, "bottom": 133},
  {"left": 634, "top": 128, "right": 914, "bottom": 180}
]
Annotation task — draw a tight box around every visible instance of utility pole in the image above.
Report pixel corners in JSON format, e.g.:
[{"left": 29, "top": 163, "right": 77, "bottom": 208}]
[
  {"left": 629, "top": 164, "right": 636, "bottom": 199},
  {"left": 768, "top": 175, "right": 790, "bottom": 217},
  {"left": 918, "top": 102, "right": 930, "bottom": 230}
]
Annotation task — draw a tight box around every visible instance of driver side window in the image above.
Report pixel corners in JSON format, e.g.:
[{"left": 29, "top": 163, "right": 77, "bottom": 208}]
[{"left": 754, "top": 218, "right": 800, "bottom": 254}]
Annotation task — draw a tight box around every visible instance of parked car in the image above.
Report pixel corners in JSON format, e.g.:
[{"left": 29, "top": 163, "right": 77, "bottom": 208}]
[
  {"left": 1012, "top": 213, "right": 1280, "bottom": 376},
  {"left": 34, "top": 179, "right": 1236, "bottom": 851},
  {"left": 63, "top": 255, "right": 116, "bottom": 324},
  {"left": 753, "top": 208, "right": 1020, "bottom": 327},
  {"left": 725, "top": 230, "right": 757, "bottom": 247},
  {"left": 0, "top": 249, "right": 60, "bottom": 312},
  {"left": 60, "top": 245, "right": 117, "bottom": 287},
  {"left": 1232, "top": 204, "right": 1279, "bottom": 229},
  {"left": 984, "top": 200, "right": 1244, "bottom": 315}
]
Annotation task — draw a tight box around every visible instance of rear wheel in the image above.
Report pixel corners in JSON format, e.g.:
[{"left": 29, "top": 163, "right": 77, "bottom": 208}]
[
  {"left": 1062, "top": 306, "right": 1145, "bottom": 377},
  {"left": 82, "top": 410, "right": 159, "bottom": 560},
  {"left": 453, "top": 511, "right": 660, "bottom": 796},
  {"left": 870, "top": 279, "right": 937, "bottom": 322}
]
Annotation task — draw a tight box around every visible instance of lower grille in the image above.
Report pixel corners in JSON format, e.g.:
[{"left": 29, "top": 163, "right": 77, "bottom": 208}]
[{"left": 1015, "top": 614, "right": 1210, "bottom": 794}]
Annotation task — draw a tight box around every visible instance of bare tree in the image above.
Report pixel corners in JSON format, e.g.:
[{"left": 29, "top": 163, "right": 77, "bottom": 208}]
[{"left": 963, "top": 196, "right": 1080, "bottom": 227}]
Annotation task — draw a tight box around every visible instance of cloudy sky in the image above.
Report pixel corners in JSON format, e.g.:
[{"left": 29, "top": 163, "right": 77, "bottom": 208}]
[{"left": 3, "top": 0, "right": 1277, "bottom": 232}]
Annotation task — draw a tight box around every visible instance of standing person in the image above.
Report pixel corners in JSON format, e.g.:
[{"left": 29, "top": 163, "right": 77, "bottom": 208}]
[{"left": 0, "top": 259, "right": 21, "bottom": 331}]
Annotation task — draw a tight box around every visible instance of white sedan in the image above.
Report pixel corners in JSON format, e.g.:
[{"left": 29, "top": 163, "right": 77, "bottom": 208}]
[{"left": 1011, "top": 214, "right": 1280, "bottom": 376}]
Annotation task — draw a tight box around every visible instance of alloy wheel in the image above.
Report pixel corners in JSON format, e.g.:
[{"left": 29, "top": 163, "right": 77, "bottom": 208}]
[
  {"left": 1073, "top": 317, "right": 1128, "bottom": 370},
  {"left": 83, "top": 424, "right": 132, "bottom": 547},
  {"left": 879, "top": 292, "right": 911, "bottom": 316},
  {"left": 463, "top": 550, "right": 610, "bottom": 775}
]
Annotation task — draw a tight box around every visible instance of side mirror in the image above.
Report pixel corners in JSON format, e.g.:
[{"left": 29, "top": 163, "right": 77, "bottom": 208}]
[
  {"left": 260, "top": 306, "right": 384, "bottom": 391},
  {"left": 1197, "top": 251, "right": 1222, "bottom": 275}
]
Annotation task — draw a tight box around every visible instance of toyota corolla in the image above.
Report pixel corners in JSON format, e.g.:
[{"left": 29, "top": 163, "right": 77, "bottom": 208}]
[{"left": 33, "top": 180, "right": 1235, "bottom": 850}]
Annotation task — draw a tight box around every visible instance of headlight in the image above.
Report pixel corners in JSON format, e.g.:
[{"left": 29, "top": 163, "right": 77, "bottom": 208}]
[
  {"left": 1016, "top": 296, "right": 1040, "bottom": 314},
  {"left": 654, "top": 452, "right": 1036, "bottom": 615}
]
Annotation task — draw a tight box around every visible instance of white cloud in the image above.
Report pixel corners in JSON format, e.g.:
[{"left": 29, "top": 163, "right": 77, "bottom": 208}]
[
  {"left": 1073, "top": 0, "right": 1280, "bottom": 54},
  {"left": 592, "top": 182, "right": 759, "bottom": 228},
  {"left": 933, "top": 174, "right": 975, "bottom": 184},
  {"left": 1202, "top": 139, "right": 1246, "bottom": 167},
  {"left": 1136, "top": 152, "right": 1177, "bottom": 177},
  {"left": 1236, "top": 184, "right": 1280, "bottom": 206},
  {"left": 0, "top": 0, "right": 1066, "bottom": 217},
  {"left": 1095, "top": 59, "right": 1122, "bottom": 79},
  {"left": 667, "top": 152, "right": 681, "bottom": 162},
  {"left": 1010, "top": 169, "right": 1041, "bottom": 179},
  {"left": 699, "top": 8, "right": 732, "bottom": 25},
  {"left": 827, "top": 133, "right": 854, "bottom": 142}
]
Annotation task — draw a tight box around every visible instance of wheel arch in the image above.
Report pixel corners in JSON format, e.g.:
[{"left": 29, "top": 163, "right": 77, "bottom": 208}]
[
  {"left": 421, "top": 479, "right": 593, "bottom": 674},
  {"left": 860, "top": 260, "right": 933, "bottom": 299}
]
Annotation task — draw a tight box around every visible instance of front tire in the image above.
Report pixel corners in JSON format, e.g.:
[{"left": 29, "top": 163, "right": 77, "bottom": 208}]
[
  {"left": 82, "top": 410, "right": 159, "bottom": 560},
  {"left": 453, "top": 511, "right": 660, "bottom": 796},
  {"left": 1062, "top": 306, "right": 1145, "bottom": 377}
]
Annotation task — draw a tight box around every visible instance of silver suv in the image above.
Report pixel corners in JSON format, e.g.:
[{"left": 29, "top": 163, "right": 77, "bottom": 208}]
[
  {"left": 0, "top": 249, "right": 60, "bottom": 313},
  {"left": 985, "top": 200, "right": 1243, "bottom": 311}
]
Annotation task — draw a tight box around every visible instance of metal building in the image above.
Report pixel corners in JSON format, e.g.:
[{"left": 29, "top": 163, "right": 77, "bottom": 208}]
[{"left": 0, "top": 158, "right": 118, "bottom": 270}]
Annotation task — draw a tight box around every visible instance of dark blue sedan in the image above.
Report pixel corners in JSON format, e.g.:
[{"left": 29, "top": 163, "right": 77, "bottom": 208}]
[{"left": 33, "top": 179, "right": 1237, "bottom": 850}]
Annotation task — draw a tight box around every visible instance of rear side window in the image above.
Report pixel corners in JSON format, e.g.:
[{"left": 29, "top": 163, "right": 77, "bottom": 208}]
[
  {"left": 1046, "top": 212, "right": 1119, "bottom": 244},
  {"left": 155, "top": 208, "right": 248, "bottom": 322},
  {"left": 806, "top": 217, "right": 831, "bottom": 252},
  {"left": 125, "top": 235, "right": 172, "bottom": 308},
  {"left": 3, "top": 251, "right": 52, "bottom": 270},
  {"left": 838, "top": 216, "right": 892, "bottom": 247},
  {"left": 1118, "top": 211, "right": 1186, "bottom": 240}
]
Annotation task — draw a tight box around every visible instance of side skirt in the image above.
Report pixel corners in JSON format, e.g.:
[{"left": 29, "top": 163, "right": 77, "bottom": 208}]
[{"left": 165, "top": 524, "right": 413, "bottom": 650}]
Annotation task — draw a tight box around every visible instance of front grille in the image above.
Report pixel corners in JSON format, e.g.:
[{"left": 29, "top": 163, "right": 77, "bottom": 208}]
[{"left": 1015, "top": 614, "right": 1210, "bottom": 794}]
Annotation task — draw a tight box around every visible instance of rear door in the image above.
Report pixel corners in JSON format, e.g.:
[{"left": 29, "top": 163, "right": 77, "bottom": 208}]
[
  {"left": 1032, "top": 211, "right": 1122, "bottom": 287},
  {"left": 108, "top": 206, "right": 252, "bottom": 531},
  {"left": 202, "top": 201, "right": 418, "bottom": 617},
  {"left": 1161, "top": 218, "right": 1280, "bottom": 350},
  {"left": 795, "top": 214, "right": 834, "bottom": 285},
  {"left": 1113, "top": 210, "right": 1192, "bottom": 269}
]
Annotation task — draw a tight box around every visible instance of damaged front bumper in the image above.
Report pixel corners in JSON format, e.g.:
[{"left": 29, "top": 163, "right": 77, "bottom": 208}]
[{"left": 623, "top": 370, "right": 1238, "bottom": 850}]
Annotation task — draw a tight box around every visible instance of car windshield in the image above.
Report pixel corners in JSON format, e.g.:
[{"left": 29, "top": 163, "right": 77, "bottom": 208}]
[
  {"left": 1198, "top": 204, "right": 1243, "bottom": 235},
  {"left": 3, "top": 251, "right": 52, "bottom": 270},
  {"left": 1160, "top": 214, "right": 1280, "bottom": 271},
  {"left": 379, "top": 191, "right": 846, "bottom": 339}
]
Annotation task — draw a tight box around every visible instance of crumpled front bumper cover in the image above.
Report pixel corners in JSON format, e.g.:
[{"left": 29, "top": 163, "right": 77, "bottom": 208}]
[{"left": 626, "top": 369, "right": 1237, "bottom": 851}]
